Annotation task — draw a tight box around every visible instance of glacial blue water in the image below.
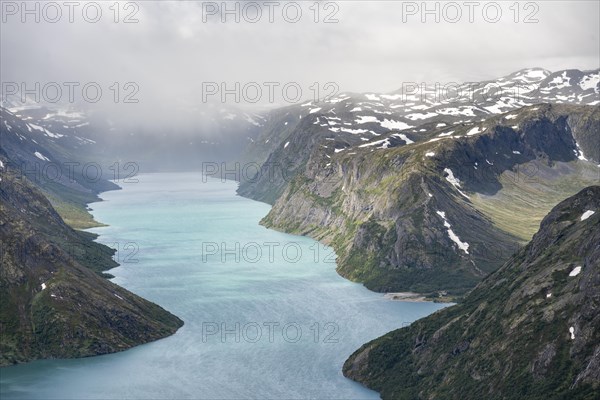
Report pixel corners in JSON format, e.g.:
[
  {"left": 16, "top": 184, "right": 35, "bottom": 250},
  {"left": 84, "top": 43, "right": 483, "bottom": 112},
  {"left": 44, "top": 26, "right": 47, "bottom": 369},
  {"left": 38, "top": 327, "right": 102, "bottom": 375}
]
[{"left": 0, "top": 173, "right": 448, "bottom": 399}]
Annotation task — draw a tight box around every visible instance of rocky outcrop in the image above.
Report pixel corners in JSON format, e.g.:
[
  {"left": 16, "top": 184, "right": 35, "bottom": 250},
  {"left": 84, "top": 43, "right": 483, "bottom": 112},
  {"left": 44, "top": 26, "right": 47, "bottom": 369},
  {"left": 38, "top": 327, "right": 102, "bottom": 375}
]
[
  {"left": 343, "top": 186, "right": 600, "bottom": 399},
  {"left": 0, "top": 164, "right": 183, "bottom": 366},
  {"left": 258, "top": 104, "right": 599, "bottom": 295}
]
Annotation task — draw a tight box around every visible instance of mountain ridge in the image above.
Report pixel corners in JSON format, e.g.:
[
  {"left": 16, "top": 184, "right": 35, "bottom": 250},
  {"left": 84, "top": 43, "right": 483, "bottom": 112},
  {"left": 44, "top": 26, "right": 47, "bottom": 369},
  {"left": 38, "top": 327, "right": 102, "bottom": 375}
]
[
  {"left": 257, "top": 103, "right": 599, "bottom": 295},
  {"left": 0, "top": 163, "right": 184, "bottom": 366},
  {"left": 236, "top": 68, "right": 599, "bottom": 296},
  {"left": 343, "top": 186, "right": 600, "bottom": 399}
]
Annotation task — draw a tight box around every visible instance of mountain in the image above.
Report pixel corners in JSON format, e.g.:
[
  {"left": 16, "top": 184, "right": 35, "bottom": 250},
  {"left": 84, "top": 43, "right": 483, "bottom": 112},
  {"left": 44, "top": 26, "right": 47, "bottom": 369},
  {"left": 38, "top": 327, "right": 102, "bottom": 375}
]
[
  {"left": 0, "top": 104, "right": 184, "bottom": 366},
  {"left": 2, "top": 100, "right": 266, "bottom": 173},
  {"left": 343, "top": 186, "right": 600, "bottom": 399},
  {"left": 239, "top": 68, "right": 599, "bottom": 203},
  {"left": 1, "top": 106, "right": 123, "bottom": 229},
  {"left": 0, "top": 158, "right": 183, "bottom": 366},
  {"left": 237, "top": 68, "right": 599, "bottom": 296}
]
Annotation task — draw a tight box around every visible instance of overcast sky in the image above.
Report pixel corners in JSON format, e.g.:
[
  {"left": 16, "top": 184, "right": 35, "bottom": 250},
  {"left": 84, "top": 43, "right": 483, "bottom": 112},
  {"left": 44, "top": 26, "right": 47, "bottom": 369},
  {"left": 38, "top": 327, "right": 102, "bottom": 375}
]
[{"left": 1, "top": 0, "right": 599, "bottom": 122}]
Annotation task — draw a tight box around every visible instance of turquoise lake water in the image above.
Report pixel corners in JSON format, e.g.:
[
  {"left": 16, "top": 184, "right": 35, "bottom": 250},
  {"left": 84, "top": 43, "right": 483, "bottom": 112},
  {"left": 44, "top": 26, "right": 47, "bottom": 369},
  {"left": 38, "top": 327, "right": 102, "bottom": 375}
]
[{"left": 0, "top": 173, "right": 448, "bottom": 399}]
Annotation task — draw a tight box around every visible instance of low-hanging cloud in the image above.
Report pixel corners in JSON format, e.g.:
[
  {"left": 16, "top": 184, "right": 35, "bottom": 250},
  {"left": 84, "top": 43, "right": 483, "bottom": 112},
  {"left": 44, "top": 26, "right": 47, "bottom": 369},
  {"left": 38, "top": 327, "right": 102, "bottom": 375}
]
[{"left": 1, "top": 0, "right": 598, "bottom": 128}]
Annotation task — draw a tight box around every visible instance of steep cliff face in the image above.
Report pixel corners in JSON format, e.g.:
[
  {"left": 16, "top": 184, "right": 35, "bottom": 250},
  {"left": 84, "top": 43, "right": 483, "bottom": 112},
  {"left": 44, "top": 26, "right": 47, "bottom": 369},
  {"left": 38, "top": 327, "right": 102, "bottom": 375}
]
[
  {"left": 343, "top": 186, "right": 600, "bottom": 400},
  {"left": 0, "top": 165, "right": 183, "bottom": 366},
  {"left": 259, "top": 104, "right": 599, "bottom": 295}
]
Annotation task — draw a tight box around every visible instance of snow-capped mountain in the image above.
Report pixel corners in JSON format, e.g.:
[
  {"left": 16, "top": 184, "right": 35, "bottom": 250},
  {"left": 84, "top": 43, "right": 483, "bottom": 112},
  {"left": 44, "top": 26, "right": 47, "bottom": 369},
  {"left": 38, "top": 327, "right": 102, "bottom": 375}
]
[
  {"left": 275, "top": 68, "right": 598, "bottom": 152},
  {"left": 237, "top": 68, "right": 599, "bottom": 296},
  {"left": 240, "top": 68, "right": 599, "bottom": 200}
]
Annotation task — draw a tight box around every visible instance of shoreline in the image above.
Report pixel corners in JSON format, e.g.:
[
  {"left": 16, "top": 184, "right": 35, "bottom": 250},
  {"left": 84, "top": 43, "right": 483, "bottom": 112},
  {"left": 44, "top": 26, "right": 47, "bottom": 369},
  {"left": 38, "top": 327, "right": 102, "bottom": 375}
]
[{"left": 383, "top": 292, "right": 429, "bottom": 302}]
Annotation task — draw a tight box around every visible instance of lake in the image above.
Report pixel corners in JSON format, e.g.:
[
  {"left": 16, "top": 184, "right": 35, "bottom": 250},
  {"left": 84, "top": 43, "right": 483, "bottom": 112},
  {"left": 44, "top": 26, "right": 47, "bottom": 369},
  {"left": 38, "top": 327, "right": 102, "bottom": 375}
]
[{"left": 0, "top": 173, "right": 448, "bottom": 399}]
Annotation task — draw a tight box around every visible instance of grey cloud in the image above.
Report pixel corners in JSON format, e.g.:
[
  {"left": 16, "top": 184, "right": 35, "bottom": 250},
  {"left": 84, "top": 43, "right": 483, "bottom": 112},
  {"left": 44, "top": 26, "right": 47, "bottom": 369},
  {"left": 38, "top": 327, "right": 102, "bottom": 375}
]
[{"left": 1, "top": 0, "right": 598, "bottom": 127}]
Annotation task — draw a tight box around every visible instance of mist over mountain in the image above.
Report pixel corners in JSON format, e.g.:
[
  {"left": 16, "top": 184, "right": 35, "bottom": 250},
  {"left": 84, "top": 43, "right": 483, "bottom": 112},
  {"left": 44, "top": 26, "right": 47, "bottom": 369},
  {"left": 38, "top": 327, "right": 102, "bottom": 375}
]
[{"left": 1, "top": 2, "right": 599, "bottom": 399}]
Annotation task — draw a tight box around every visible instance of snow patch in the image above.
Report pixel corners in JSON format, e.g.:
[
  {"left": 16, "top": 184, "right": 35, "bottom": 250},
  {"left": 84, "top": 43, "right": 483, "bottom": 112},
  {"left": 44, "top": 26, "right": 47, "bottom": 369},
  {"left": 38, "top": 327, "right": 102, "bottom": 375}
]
[
  {"left": 380, "top": 119, "right": 413, "bottom": 131},
  {"left": 245, "top": 115, "right": 261, "bottom": 126},
  {"left": 340, "top": 128, "right": 369, "bottom": 134},
  {"left": 359, "top": 139, "right": 391, "bottom": 149},
  {"left": 34, "top": 151, "right": 50, "bottom": 161},
  {"left": 579, "top": 72, "right": 599, "bottom": 92},
  {"left": 466, "top": 127, "right": 482, "bottom": 136},
  {"left": 569, "top": 266, "right": 582, "bottom": 277},
  {"left": 391, "top": 133, "right": 414, "bottom": 145},
  {"left": 524, "top": 69, "right": 549, "bottom": 80},
  {"left": 569, "top": 326, "right": 575, "bottom": 340},
  {"left": 443, "top": 168, "right": 469, "bottom": 199},
  {"left": 406, "top": 112, "right": 438, "bottom": 120},
  {"left": 547, "top": 72, "right": 571, "bottom": 90},
  {"left": 355, "top": 116, "right": 379, "bottom": 124},
  {"left": 284, "top": 141, "right": 290, "bottom": 149},
  {"left": 574, "top": 141, "right": 588, "bottom": 161},
  {"left": 380, "top": 94, "right": 402, "bottom": 100},
  {"left": 41, "top": 283, "right": 47, "bottom": 290},
  {"left": 29, "top": 123, "right": 64, "bottom": 138},
  {"left": 580, "top": 210, "right": 595, "bottom": 221},
  {"left": 425, "top": 152, "right": 435, "bottom": 157},
  {"left": 436, "top": 211, "right": 470, "bottom": 254}
]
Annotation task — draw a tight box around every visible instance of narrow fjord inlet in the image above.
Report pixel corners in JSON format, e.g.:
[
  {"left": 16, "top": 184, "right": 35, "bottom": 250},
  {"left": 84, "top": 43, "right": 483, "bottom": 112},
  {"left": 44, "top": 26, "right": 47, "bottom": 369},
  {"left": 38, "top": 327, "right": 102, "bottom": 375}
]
[
  {"left": 0, "top": 173, "right": 447, "bottom": 399},
  {"left": 1, "top": 2, "right": 599, "bottom": 398}
]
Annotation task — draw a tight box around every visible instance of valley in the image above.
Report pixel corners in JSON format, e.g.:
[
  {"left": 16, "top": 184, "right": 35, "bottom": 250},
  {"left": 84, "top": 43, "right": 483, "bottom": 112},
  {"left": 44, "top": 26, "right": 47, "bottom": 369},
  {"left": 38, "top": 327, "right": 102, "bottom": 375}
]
[{"left": 1, "top": 66, "right": 598, "bottom": 398}]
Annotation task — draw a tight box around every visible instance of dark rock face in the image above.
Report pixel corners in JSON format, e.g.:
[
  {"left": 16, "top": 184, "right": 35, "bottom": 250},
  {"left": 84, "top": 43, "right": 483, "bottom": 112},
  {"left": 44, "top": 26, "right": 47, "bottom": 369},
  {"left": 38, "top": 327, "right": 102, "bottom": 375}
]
[
  {"left": 0, "top": 166, "right": 183, "bottom": 366},
  {"left": 343, "top": 186, "right": 600, "bottom": 399}
]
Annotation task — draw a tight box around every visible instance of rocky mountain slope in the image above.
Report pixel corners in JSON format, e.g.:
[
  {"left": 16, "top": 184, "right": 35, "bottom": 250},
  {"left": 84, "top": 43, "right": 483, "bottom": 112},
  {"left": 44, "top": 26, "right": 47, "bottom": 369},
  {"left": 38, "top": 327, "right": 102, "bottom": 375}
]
[
  {"left": 238, "top": 68, "right": 599, "bottom": 296},
  {"left": 261, "top": 104, "right": 598, "bottom": 295},
  {"left": 239, "top": 68, "right": 599, "bottom": 203},
  {"left": 0, "top": 160, "right": 183, "bottom": 366},
  {"left": 1, "top": 107, "right": 120, "bottom": 229},
  {"left": 343, "top": 186, "right": 600, "bottom": 399}
]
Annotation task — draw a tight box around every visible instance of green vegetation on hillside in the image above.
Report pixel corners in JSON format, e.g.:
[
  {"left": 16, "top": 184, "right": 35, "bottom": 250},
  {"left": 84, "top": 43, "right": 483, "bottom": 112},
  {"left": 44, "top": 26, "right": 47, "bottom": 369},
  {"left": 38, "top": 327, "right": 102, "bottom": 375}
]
[
  {"left": 254, "top": 104, "right": 599, "bottom": 296},
  {"left": 344, "top": 186, "right": 600, "bottom": 399},
  {"left": 0, "top": 167, "right": 183, "bottom": 367}
]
